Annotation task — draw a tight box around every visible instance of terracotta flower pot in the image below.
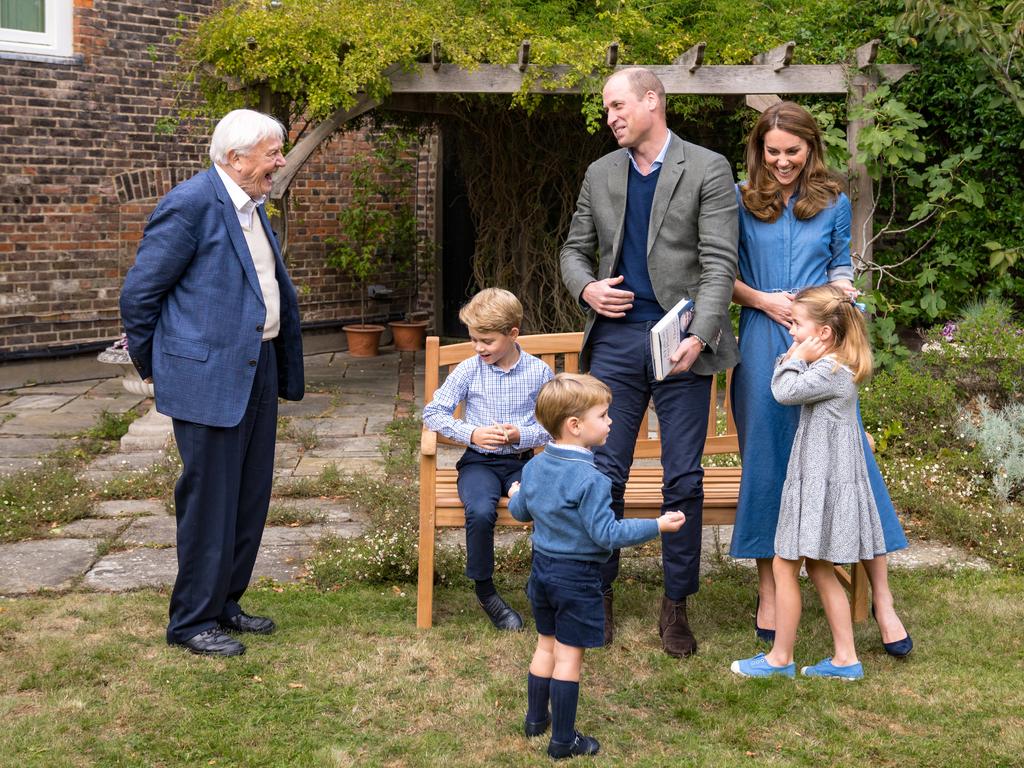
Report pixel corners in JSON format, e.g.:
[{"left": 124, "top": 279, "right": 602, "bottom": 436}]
[
  {"left": 343, "top": 324, "right": 385, "bottom": 357},
  {"left": 388, "top": 320, "right": 428, "bottom": 351}
]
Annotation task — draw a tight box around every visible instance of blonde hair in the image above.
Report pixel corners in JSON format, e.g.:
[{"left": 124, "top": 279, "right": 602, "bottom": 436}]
[
  {"left": 792, "top": 284, "right": 873, "bottom": 382},
  {"left": 535, "top": 373, "right": 612, "bottom": 438},
  {"left": 458, "top": 288, "right": 523, "bottom": 335},
  {"left": 741, "top": 101, "right": 843, "bottom": 223}
]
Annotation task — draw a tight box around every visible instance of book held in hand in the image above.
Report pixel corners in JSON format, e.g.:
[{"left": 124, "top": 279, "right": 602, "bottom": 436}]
[{"left": 650, "top": 296, "right": 694, "bottom": 381}]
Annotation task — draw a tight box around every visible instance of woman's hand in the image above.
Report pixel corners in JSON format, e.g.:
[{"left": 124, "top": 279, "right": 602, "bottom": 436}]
[{"left": 758, "top": 291, "right": 795, "bottom": 327}]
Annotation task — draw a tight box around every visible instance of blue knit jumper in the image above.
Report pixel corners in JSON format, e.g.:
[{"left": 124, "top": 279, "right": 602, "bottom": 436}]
[{"left": 509, "top": 444, "right": 660, "bottom": 562}]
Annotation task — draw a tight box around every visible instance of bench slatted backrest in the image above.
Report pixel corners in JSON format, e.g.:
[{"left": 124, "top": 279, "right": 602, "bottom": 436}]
[{"left": 424, "top": 334, "right": 737, "bottom": 454}]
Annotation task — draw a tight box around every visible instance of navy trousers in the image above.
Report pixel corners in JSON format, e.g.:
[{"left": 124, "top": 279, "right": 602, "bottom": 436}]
[
  {"left": 455, "top": 448, "right": 531, "bottom": 582},
  {"left": 167, "top": 340, "right": 278, "bottom": 644},
  {"left": 588, "top": 319, "right": 712, "bottom": 600}
]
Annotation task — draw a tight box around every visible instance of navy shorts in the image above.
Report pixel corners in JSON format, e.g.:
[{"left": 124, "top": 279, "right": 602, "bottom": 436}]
[{"left": 526, "top": 551, "right": 605, "bottom": 648}]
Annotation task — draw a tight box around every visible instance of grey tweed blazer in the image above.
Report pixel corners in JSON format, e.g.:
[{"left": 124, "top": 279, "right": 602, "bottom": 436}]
[{"left": 560, "top": 131, "right": 739, "bottom": 375}]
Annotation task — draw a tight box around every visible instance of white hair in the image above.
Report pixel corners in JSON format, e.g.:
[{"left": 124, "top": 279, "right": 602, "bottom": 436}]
[{"left": 208, "top": 109, "right": 286, "bottom": 165}]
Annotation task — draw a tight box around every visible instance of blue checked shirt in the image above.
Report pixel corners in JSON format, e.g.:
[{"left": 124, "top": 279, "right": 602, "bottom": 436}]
[{"left": 421, "top": 347, "right": 554, "bottom": 454}]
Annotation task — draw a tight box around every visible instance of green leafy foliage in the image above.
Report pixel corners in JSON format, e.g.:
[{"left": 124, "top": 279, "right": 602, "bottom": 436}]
[
  {"left": 961, "top": 397, "right": 1024, "bottom": 501},
  {"left": 860, "top": 359, "right": 959, "bottom": 453}
]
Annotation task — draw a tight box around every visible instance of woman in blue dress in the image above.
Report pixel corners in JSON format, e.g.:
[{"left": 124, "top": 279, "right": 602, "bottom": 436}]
[{"left": 729, "top": 102, "right": 912, "bottom": 657}]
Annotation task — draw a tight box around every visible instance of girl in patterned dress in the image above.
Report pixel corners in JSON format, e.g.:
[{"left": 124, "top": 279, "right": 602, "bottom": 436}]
[{"left": 731, "top": 284, "right": 886, "bottom": 680}]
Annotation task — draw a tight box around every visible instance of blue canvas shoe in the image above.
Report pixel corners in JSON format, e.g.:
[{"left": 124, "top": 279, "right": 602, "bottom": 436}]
[
  {"left": 800, "top": 657, "right": 864, "bottom": 680},
  {"left": 730, "top": 653, "right": 795, "bottom": 678}
]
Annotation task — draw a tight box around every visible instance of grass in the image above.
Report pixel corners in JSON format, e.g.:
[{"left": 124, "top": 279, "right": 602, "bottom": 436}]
[
  {"left": 266, "top": 503, "right": 327, "bottom": 527},
  {"left": 1, "top": 568, "right": 1021, "bottom": 767}
]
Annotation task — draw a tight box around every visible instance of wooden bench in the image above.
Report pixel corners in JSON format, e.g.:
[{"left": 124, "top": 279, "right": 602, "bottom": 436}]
[{"left": 417, "top": 332, "right": 867, "bottom": 629}]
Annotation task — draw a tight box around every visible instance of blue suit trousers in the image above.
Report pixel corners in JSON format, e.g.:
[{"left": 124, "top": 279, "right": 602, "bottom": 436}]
[
  {"left": 588, "top": 319, "right": 712, "bottom": 600},
  {"left": 167, "top": 340, "right": 278, "bottom": 644}
]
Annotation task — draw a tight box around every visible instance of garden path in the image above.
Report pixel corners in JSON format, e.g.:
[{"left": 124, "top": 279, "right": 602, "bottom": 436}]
[{"left": 0, "top": 348, "right": 988, "bottom": 597}]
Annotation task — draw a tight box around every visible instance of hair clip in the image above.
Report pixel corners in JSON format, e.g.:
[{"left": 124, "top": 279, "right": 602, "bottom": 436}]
[{"left": 848, "top": 295, "right": 867, "bottom": 313}]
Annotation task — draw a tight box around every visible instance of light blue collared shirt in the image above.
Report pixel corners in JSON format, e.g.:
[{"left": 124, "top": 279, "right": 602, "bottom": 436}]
[
  {"left": 626, "top": 132, "right": 672, "bottom": 175},
  {"left": 421, "top": 345, "right": 554, "bottom": 453}
]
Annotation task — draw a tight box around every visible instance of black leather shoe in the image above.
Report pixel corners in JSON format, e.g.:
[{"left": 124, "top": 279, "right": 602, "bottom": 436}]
[
  {"left": 219, "top": 611, "right": 276, "bottom": 635},
  {"left": 872, "top": 603, "right": 913, "bottom": 658},
  {"left": 174, "top": 629, "right": 245, "bottom": 657},
  {"left": 478, "top": 593, "right": 524, "bottom": 631},
  {"left": 547, "top": 731, "right": 600, "bottom": 760},
  {"left": 524, "top": 716, "right": 551, "bottom": 738}
]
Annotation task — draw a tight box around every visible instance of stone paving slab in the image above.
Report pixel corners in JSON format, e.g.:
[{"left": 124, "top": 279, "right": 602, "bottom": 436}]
[
  {"left": 57, "top": 518, "right": 129, "bottom": 539},
  {"left": 302, "top": 417, "right": 369, "bottom": 437},
  {"left": 0, "top": 538, "right": 98, "bottom": 594},
  {"left": 278, "top": 393, "right": 338, "bottom": 419},
  {"left": 0, "top": 394, "right": 77, "bottom": 411},
  {"left": 84, "top": 547, "right": 177, "bottom": 591},
  {"left": 0, "top": 412, "right": 101, "bottom": 436},
  {"left": 86, "top": 450, "right": 170, "bottom": 472},
  {"left": 291, "top": 457, "right": 384, "bottom": 477},
  {"left": 273, "top": 443, "right": 302, "bottom": 471},
  {"left": 121, "top": 516, "right": 177, "bottom": 547},
  {"left": 0, "top": 458, "right": 45, "bottom": 477},
  {"left": 0, "top": 436, "right": 66, "bottom": 457},
  {"left": 4, "top": 380, "right": 106, "bottom": 396},
  {"left": 306, "top": 438, "right": 382, "bottom": 456},
  {"left": 94, "top": 499, "right": 168, "bottom": 518},
  {"left": 55, "top": 395, "right": 145, "bottom": 415},
  {"left": 251, "top": 544, "right": 312, "bottom": 583}
]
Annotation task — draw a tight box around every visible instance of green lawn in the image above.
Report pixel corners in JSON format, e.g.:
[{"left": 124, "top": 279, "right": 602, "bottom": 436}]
[{"left": 1, "top": 567, "right": 1021, "bottom": 767}]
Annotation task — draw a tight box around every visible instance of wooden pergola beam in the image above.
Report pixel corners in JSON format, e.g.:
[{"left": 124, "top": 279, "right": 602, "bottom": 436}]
[
  {"left": 385, "top": 62, "right": 915, "bottom": 95},
  {"left": 752, "top": 41, "right": 795, "bottom": 71},
  {"left": 270, "top": 93, "right": 379, "bottom": 199},
  {"left": 673, "top": 42, "right": 706, "bottom": 73}
]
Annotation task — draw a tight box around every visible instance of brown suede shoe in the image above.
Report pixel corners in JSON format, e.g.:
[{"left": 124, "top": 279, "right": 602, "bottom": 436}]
[
  {"left": 603, "top": 592, "right": 614, "bottom": 646},
  {"left": 658, "top": 596, "right": 697, "bottom": 657}
]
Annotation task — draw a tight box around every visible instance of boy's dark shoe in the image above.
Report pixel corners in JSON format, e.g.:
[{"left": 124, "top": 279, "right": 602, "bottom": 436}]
[
  {"left": 524, "top": 716, "right": 551, "bottom": 737},
  {"left": 658, "top": 596, "right": 697, "bottom": 657},
  {"left": 602, "top": 592, "right": 614, "bottom": 646},
  {"left": 172, "top": 629, "right": 245, "bottom": 657},
  {"left": 479, "top": 592, "right": 524, "bottom": 631},
  {"left": 547, "top": 731, "right": 600, "bottom": 760}
]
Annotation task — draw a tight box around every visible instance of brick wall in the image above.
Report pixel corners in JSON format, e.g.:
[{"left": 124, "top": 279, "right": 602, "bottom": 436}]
[{"left": 0, "top": 0, "right": 438, "bottom": 359}]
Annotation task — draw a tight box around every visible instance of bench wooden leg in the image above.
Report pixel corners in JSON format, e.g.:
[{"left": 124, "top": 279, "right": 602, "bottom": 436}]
[
  {"left": 832, "top": 563, "right": 870, "bottom": 623},
  {"left": 417, "top": 460, "right": 437, "bottom": 629}
]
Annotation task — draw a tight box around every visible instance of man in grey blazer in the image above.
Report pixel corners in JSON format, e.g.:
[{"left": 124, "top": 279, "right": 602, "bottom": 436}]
[
  {"left": 561, "top": 68, "right": 738, "bottom": 657},
  {"left": 121, "top": 109, "right": 304, "bottom": 657}
]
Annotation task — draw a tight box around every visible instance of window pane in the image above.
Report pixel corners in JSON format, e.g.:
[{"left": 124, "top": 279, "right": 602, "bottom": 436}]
[{"left": 1, "top": 0, "right": 45, "bottom": 33}]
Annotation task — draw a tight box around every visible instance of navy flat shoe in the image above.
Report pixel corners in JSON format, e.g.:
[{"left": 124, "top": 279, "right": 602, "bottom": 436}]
[
  {"left": 755, "top": 595, "right": 776, "bottom": 643},
  {"left": 872, "top": 603, "right": 913, "bottom": 658}
]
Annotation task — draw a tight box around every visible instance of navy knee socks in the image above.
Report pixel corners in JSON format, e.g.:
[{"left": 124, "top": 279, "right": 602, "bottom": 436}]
[
  {"left": 527, "top": 673, "right": 550, "bottom": 724},
  {"left": 549, "top": 678, "right": 580, "bottom": 744}
]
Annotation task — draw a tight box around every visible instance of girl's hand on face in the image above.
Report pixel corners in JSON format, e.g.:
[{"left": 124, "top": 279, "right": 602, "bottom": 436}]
[
  {"left": 792, "top": 336, "right": 827, "bottom": 363},
  {"left": 782, "top": 341, "right": 798, "bottom": 361}
]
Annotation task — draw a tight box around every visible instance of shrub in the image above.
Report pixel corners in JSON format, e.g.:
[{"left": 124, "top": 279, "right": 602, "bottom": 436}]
[
  {"left": 860, "top": 360, "right": 959, "bottom": 453},
  {"left": 920, "top": 299, "right": 1024, "bottom": 405},
  {"left": 960, "top": 398, "right": 1024, "bottom": 502}
]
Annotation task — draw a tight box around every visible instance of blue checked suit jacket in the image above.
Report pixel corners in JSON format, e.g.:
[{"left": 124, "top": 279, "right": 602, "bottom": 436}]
[{"left": 120, "top": 167, "right": 304, "bottom": 428}]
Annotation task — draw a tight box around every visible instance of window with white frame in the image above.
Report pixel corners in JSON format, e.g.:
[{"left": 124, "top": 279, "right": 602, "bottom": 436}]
[{"left": 1, "top": 0, "right": 73, "bottom": 58}]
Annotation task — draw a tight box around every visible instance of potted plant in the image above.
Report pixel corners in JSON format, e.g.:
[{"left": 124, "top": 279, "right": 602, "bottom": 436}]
[
  {"left": 386, "top": 202, "right": 433, "bottom": 351},
  {"left": 327, "top": 127, "right": 429, "bottom": 356}
]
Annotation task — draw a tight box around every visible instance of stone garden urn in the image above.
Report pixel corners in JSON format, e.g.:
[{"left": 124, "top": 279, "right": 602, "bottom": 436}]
[{"left": 97, "top": 338, "right": 175, "bottom": 452}]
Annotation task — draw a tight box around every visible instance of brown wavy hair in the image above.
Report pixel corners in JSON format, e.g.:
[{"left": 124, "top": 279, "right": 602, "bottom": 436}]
[
  {"left": 741, "top": 101, "right": 843, "bottom": 223},
  {"left": 793, "top": 284, "right": 873, "bottom": 382}
]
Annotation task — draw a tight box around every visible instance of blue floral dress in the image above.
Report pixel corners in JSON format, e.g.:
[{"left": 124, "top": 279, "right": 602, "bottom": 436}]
[{"left": 728, "top": 186, "right": 908, "bottom": 559}]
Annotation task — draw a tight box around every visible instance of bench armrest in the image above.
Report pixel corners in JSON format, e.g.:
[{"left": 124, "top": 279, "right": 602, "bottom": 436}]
[{"left": 421, "top": 428, "right": 438, "bottom": 456}]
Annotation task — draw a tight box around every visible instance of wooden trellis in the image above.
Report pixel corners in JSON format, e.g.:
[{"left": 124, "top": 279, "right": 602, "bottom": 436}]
[{"left": 270, "top": 39, "right": 914, "bottom": 268}]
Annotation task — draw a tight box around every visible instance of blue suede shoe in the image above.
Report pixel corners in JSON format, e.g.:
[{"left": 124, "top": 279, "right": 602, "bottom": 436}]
[
  {"left": 730, "top": 653, "right": 795, "bottom": 678},
  {"left": 800, "top": 657, "right": 864, "bottom": 680}
]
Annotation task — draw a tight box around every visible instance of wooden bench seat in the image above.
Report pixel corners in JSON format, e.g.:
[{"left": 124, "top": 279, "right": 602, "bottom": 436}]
[{"left": 417, "top": 332, "right": 867, "bottom": 629}]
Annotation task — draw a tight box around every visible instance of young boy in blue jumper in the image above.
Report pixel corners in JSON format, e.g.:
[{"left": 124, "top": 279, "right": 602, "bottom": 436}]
[
  {"left": 422, "top": 288, "right": 553, "bottom": 631},
  {"left": 508, "top": 373, "right": 686, "bottom": 759}
]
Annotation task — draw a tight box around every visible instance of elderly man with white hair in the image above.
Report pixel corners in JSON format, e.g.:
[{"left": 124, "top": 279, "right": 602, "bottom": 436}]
[{"left": 121, "top": 109, "right": 305, "bottom": 657}]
